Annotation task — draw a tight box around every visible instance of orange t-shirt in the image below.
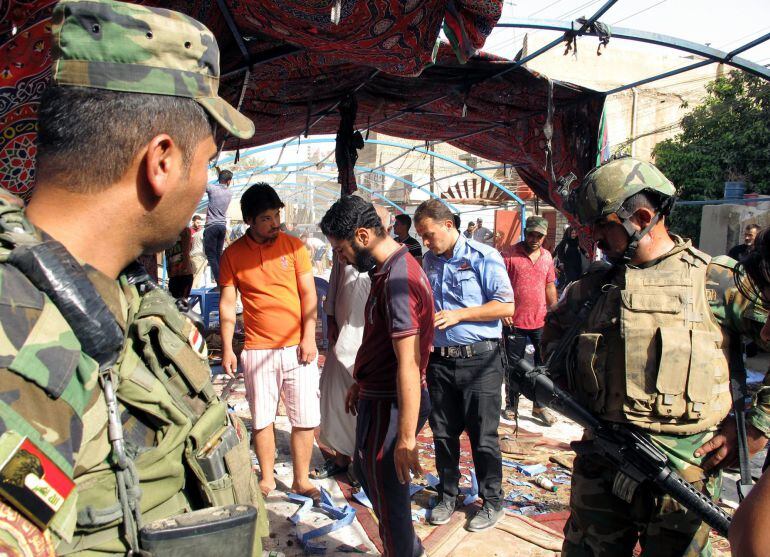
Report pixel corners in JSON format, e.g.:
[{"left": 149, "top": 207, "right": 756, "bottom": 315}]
[{"left": 219, "top": 232, "right": 312, "bottom": 349}]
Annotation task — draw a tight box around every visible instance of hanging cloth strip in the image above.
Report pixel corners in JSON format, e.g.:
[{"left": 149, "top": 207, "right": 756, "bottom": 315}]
[
  {"left": 335, "top": 95, "right": 364, "bottom": 195},
  {"left": 564, "top": 18, "right": 611, "bottom": 56}
]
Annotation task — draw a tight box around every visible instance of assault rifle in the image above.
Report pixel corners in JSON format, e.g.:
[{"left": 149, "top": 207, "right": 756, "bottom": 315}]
[{"left": 510, "top": 357, "right": 732, "bottom": 538}]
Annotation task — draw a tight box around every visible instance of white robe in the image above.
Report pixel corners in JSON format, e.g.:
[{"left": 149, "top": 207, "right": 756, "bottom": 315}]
[{"left": 319, "top": 258, "right": 370, "bottom": 457}]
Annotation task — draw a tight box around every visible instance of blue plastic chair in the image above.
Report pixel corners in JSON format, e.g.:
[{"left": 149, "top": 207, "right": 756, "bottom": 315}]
[
  {"left": 188, "top": 286, "right": 220, "bottom": 332},
  {"left": 314, "top": 277, "right": 329, "bottom": 350}
]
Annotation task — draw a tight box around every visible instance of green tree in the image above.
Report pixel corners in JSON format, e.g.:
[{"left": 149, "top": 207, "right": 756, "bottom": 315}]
[{"left": 653, "top": 71, "right": 770, "bottom": 245}]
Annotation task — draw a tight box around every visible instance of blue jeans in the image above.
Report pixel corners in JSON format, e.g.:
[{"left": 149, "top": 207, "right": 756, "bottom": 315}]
[
  {"left": 203, "top": 224, "right": 226, "bottom": 283},
  {"left": 502, "top": 326, "right": 543, "bottom": 410}
]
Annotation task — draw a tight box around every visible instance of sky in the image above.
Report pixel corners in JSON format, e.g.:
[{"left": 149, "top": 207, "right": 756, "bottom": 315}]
[{"left": 482, "top": 0, "right": 770, "bottom": 65}]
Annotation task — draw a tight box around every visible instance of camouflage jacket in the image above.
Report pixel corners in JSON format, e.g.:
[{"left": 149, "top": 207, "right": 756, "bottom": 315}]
[{"left": 0, "top": 257, "right": 111, "bottom": 550}]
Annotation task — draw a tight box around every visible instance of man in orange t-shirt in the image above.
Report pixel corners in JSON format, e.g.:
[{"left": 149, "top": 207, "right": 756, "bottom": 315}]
[{"left": 219, "top": 183, "right": 320, "bottom": 501}]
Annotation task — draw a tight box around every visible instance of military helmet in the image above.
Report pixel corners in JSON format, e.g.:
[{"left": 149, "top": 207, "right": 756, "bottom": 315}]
[{"left": 569, "top": 158, "right": 676, "bottom": 226}]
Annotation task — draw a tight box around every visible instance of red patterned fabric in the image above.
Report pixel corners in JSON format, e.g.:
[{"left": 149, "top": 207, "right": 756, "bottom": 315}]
[{"left": 0, "top": 0, "right": 603, "bottom": 210}]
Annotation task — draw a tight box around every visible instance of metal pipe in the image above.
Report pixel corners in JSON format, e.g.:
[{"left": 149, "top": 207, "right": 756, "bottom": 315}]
[{"left": 496, "top": 19, "right": 770, "bottom": 81}]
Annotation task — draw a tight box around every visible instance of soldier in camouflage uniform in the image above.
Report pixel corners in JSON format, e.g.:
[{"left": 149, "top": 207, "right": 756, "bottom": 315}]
[
  {"left": 542, "top": 158, "right": 769, "bottom": 557},
  {"left": 0, "top": 1, "right": 266, "bottom": 555}
]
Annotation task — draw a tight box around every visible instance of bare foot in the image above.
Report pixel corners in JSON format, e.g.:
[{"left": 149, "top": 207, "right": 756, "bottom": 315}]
[{"left": 259, "top": 481, "right": 276, "bottom": 498}]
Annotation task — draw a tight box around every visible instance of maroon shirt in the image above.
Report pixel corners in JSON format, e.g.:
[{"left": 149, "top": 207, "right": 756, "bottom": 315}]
[
  {"left": 502, "top": 242, "right": 556, "bottom": 329},
  {"left": 354, "top": 246, "right": 435, "bottom": 400}
]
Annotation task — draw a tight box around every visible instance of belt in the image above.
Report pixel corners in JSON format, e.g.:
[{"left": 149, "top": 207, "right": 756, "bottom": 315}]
[{"left": 436, "top": 339, "right": 498, "bottom": 359}]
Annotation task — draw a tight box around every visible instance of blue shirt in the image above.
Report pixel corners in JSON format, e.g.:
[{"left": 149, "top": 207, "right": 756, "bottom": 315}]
[
  {"left": 205, "top": 183, "right": 232, "bottom": 227},
  {"left": 423, "top": 234, "right": 513, "bottom": 347}
]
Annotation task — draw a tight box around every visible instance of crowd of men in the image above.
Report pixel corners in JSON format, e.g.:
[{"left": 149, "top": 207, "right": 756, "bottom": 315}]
[{"left": 0, "top": 1, "right": 768, "bottom": 557}]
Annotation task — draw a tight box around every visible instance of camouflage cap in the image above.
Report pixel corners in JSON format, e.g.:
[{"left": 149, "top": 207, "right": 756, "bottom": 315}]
[
  {"left": 50, "top": 0, "right": 254, "bottom": 139},
  {"left": 525, "top": 215, "right": 548, "bottom": 235},
  {"left": 570, "top": 158, "right": 676, "bottom": 225}
]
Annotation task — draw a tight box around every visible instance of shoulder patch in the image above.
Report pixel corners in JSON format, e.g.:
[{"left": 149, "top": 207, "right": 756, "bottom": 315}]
[
  {"left": 0, "top": 431, "right": 75, "bottom": 530},
  {"left": 710, "top": 254, "right": 737, "bottom": 270}
]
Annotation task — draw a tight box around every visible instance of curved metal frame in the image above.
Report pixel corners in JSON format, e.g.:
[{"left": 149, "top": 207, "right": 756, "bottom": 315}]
[
  {"left": 204, "top": 169, "right": 407, "bottom": 213},
  {"left": 214, "top": 137, "right": 528, "bottom": 239},
  {"left": 225, "top": 160, "right": 460, "bottom": 213}
]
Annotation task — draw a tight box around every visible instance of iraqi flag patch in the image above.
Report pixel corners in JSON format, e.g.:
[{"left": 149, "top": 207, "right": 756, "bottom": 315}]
[
  {"left": 188, "top": 327, "right": 207, "bottom": 359},
  {"left": 0, "top": 435, "right": 75, "bottom": 530}
]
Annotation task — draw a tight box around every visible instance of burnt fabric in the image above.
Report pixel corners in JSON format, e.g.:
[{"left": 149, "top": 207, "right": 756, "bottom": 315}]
[{"left": 1, "top": 0, "right": 603, "bottom": 211}]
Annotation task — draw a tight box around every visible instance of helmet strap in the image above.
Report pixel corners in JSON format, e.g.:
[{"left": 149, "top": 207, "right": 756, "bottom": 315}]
[{"left": 615, "top": 207, "right": 661, "bottom": 263}]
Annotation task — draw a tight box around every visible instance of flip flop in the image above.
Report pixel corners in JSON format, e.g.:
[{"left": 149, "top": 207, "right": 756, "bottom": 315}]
[
  {"left": 292, "top": 486, "right": 322, "bottom": 507},
  {"left": 310, "top": 459, "right": 349, "bottom": 479}
]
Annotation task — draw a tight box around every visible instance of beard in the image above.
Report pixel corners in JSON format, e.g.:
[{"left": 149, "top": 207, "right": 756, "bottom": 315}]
[{"left": 351, "top": 242, "right": 377, "bottom": 273}]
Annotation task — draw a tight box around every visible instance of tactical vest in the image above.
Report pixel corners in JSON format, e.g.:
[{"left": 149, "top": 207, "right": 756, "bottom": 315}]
[
  {"left": 0, "top": 194, "right": 267, "bottom": 555},
  {"left": 567, "top": 242, "right": 732, "bottom": 435}
]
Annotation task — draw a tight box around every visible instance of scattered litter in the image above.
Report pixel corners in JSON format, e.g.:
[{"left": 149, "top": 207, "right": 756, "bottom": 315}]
[
  {"left": 352, "top": 490, "right": 373, "bottom": 509},
  {"left": 411, "top": 508, "right": 428, "bottom": 522},
  {"left": 552, "top": 474, "right": 571, "bottom": 485},
  {"left": 425, "top": 473, "right": 440, "bottom": 488},
  {"left": 518, "top": 505, "right": 542, "bottom": 515},
  {"left": 294, "top": 488, "right": 357, "bottom": 554},
  {"left": 287, "top": 492, "right": 313, "bottom": 524},
  {"left": 502, "top": 459, "right": 521, "bottom": 468},
  {"left": 508, "top": 479, "right": 530, "bottom": 487},
  {"left": 505, "top": 490, "right": 535, "bottom": 502},
  {"left": 517, "top": 463, "right": 548, "bottom": 476},
  {"left": 461, "top": 469, "right": 479, "bottom": 506},
  {"left": 533, "top": 475, "right": 558, "bottom": 492},
  {"left": 409, "top": 484, "right": 424, "bottom": 497}
]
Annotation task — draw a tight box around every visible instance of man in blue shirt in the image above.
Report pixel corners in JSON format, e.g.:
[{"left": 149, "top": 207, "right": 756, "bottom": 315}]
[
  {"left": 414, "top": 200, "right": 515, "bottom": 532},
  {"left": 203, "top": 168, "right": 233, "bottom": 284}
]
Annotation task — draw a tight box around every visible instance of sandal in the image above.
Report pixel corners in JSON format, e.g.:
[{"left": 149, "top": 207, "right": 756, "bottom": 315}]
[
  {"left": 292, "top": 486, "right": 322, "bottom": 507},
  {"left": 310, "top": 458, "right": 349, "bottom": 480}
]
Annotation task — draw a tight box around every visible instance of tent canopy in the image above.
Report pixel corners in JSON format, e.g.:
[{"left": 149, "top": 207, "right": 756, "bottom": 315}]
[{"left": 0, "top": 0, "right": 604, "bottom": 209}]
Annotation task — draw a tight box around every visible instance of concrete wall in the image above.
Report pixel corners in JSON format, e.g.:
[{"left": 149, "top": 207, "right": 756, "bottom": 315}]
[{"left": 698, "top": 202, "right": 770, "bottom": 257}]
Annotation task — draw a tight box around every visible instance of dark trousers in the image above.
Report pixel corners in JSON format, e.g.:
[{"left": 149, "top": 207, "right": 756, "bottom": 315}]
[
  {"left": 354, "top": 390, "right": 430, "bottom": 557},
  {"left": 203, "top": 224, "right": 226, "bottom": 283},
  {"left": 427, "top": 347, "right": 504, "bottom": 509},
  {"left": 503, "top": 326, "right": 543, "bottom": 410},
  {"left": 168, "top": 274, "right": 193, "bottom": 299}
]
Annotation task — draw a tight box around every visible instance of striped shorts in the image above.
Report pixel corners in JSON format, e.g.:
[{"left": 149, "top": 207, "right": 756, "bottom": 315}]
[{"left": 241, "top": 346, "right": 321, "bottom": 430}]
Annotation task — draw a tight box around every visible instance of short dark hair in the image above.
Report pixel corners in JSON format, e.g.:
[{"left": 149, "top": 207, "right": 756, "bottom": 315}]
[
  {"left": 452, "top": 214, "right": 461, "bottom": 229},
  {"left": 394, "top": 214, "right": 412, "bottom": 229},
  {"left": 192, "top": 215, "right": 203, "bottom": 222},
  {"left": 414, "top": 199, "right": 455, "bottom": 226},
  {"left": 218, "top": 169, "right": 233, "bottom": 183},
  {"left": 738, "top": 226, "right": 770, "bottom": 303},
  {"left": 36, "top": 86, "right": 213, "bottom": 193},
  {"left": 320, "top": 195, "right": 385, "bottom": 241},
  {"left": 622, "top": 190, "right": 663, "bottom": 214},
  {"left": 746, "top": 223, "right": 761, "bottom": 233},
  {"left": 240, "top": 183, "right": 285, "bottom": 221}
]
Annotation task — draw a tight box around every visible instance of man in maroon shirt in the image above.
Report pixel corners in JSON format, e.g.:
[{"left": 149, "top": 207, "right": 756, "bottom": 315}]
[
  {"left": 501, "top": 216, "right": 558, "bottom": 425},
  {"left": 320, "top": 195, "right": 434, "bottom": 557}
]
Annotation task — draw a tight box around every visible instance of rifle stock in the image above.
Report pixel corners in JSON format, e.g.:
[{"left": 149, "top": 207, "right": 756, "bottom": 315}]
[{"left": 512, "top": 358, "right": 732, "bottom": 538}]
